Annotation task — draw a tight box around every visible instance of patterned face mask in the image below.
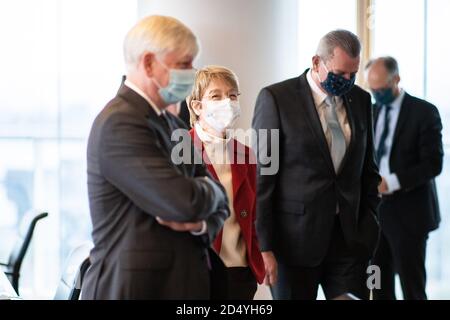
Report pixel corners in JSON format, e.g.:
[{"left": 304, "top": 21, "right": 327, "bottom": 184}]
[{"left": 318, "top": 60, "right": 356, "bottom": 96}]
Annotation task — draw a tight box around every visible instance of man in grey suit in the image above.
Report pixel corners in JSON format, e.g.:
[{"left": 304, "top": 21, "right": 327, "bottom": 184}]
[
  {"left": 81, "top": 15, "right": 229, "bottom": 300},
  {"left": 252, "top": 30, "right": 381, "bottom": 299}
]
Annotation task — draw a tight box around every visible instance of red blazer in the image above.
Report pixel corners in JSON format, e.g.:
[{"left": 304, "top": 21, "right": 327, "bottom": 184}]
[{"left": 190, "top": 129, "right": 265, "bottom": 284}]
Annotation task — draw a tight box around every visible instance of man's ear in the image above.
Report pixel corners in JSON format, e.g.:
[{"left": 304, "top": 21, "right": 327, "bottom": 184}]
[
  {"left": 312, "top": 55, "right": 320, "bottom": 73},
  {"left": 191, "top": 100, "right": 202, "bottom": 116},
  {"left": 394, "top": 74, "right": 401, "bottom": 85},
  {"left": 143, "top": 52, "right": 156, "bottom": 78}
]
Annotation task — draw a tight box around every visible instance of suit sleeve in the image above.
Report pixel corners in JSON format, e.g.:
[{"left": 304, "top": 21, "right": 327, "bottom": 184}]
[
  {"left": 362, "top": 93, "right": 382, "bottom": 218},
  {"left": 356, "top": 93, "right": 382, "bottom": 256},
  {"left": 394, "top": 104, "right": 443, "bottom": 190},
  {"left": 99, "top": 111, "right": 227, "bottom": 222},
  {"left": 193, "top": 158, "right": 230, "bottom": 245},
  {"left": 251, "top": 88, "right": 281, "bottom": 252},
  {"left": 248, "top": 151, "right": 261, "bottom": 248}
]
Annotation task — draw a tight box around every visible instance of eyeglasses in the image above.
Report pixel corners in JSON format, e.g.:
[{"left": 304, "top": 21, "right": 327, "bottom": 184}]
[{"left": 205, "top": 91, "right": 241, "bottom": 101}]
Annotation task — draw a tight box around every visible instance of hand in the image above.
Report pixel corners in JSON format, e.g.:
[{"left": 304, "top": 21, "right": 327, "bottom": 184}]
[
  {"left": 261, "top": 251, "right": 278, "bottom": 286},
  {"left": 156, "top": 217, "right": 203, "bottom": 232},
  {"left": 378, "top": 177, "right": 388, "bottom": 194}
]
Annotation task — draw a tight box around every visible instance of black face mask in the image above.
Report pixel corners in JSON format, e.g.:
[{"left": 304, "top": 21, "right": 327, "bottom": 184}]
[{"left": 372, "top": 87, "right": 396, "bottom": 105}]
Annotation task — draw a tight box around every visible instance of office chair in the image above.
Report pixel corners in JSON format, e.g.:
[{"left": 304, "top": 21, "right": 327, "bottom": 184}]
[
  {"left": 0, "top": 211, "right": 48, "bottom": 294},
  {"left": 54, "top": 242, "right": 93, "bottom": 300},
  {"left": 332, "top": 293, "right": 361, "bottom": 300}
]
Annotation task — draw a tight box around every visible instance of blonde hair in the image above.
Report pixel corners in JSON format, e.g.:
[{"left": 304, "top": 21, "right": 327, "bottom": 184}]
[
  {"left": 123, "top": 15, "right": 199, "bottom": 72},
  {"left": 186, "top": 65, "right": 240, "bottom": 127}
]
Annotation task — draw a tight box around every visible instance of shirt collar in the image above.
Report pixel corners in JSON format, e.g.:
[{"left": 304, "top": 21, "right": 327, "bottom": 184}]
[
  {"left": 306, "top": 69, "right": 328, "bottom": 106},
  {"left": 124, "top": 79, "right": 163, "bottom": 116},
  {"left": 388, "top": 89, "right": 406, "bottom": 111}
]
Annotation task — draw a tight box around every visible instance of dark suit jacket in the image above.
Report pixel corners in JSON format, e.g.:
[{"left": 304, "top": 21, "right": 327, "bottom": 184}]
[
  {"left": 252, "top": 69, "right": 381, "bottom": 267},
  {"left": 82, "top": 84, "right": 229, "bottom": 300},
  {"left": 374, "top": 92, "right": 443, "bottom": 236}
]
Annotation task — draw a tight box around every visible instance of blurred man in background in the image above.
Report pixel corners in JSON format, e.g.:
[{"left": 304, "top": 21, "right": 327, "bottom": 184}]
[{"left": 366, "top": 56, "right": 443, "bottom": 300}]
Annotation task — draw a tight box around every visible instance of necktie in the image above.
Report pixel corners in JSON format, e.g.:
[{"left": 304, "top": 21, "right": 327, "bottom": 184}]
[
  {"left": 376, "top": 105, "right": 392, "bottom": 164},
  {"left": 324, "top": 96, "right": 346, "bottom": 172}
]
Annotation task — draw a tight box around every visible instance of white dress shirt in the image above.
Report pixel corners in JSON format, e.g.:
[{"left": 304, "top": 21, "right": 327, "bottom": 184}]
[{"left": 374, "top": 89, "right": 405, "bottom": 194}]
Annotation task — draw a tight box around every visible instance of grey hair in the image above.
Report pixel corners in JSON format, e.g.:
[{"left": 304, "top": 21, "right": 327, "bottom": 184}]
[
  {"left": 365, "top": 56, "right": 399, "bottom": 80},
  {"left": 316, "top": 29, "right": 361, "bottom": 61}
]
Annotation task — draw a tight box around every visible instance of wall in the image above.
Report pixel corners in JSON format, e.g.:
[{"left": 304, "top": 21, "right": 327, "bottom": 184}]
[
  {"left": 138, "top": 0, "right": 299, "bottom": 130},
  {"left": 137, "top": 0, "right": 301, "bottom": 299}
]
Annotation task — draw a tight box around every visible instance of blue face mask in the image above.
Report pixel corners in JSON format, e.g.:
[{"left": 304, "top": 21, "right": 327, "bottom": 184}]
[
  {"left": 372, "top": 87, "right": 396, "bottom": 106},
  {"left": 153, "top": 59, "right": 196, "bottom": 105},
  {"left": 317, "top": 61, "right": 355, "bottom": 96}
]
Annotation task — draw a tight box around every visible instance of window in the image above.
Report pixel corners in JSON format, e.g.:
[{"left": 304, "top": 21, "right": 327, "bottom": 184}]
[
  {"left": 298, "top": 0, "right": 357, "bottom": 72},
  {"left": 372, "top": 0, "right": 450, "bottom": 299},
  {"left": 0, "top": 0, "right": 137, "bottom": 298},
  {"left": 372, "top": 0, "right": 425, "bottom": 97},
  {"left": 425, "top": 0, "right": 450, "bottom": 299}
]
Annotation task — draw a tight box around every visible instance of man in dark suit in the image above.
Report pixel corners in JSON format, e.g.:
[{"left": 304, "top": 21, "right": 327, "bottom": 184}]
[
  {"left": 81, "top": 15, "right": 229, "bottom": 300},
  {"left": 252, "top": 30, "right": 381, "bottom": 300},
  {"left": 366, "top": 57, "right": 443, "bottom": 300}
]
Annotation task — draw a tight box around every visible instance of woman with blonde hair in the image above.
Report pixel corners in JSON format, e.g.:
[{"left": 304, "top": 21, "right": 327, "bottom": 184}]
[{"left": 187, "top": 66, "right": 265, "bottom": 299}]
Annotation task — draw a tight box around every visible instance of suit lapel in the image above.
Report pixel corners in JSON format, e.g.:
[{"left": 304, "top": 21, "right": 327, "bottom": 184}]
[
  {"left": 390, "top": 93, "right": 411, "bottom": 154},
  {"left": 117, "top": 83, "right": 172, "bottom": 148},
  {"left": 117, "top": 83, "right": 188, "bottom": 176},
  {"left": 230, "top": 140, "right": 248, "bottom": 197},
  {"left": 373, "top": 105, "right": 381, "bottom": 130},
  {"left": 155, "top": 114, "right": 190, "bottom": 176},
  {"left": 117, "top": 84, "right": 152, "bottom": 118},
  {"left": 152, "top": 116, "right": 176, "bottom": 155},
  {"left": 297, "top": 73, "right": 335, "bottom": 174}
]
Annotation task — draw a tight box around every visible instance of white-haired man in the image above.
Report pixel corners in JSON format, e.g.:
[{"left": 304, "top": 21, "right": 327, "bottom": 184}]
[{"left": 82, "top": 15, "right": 229, "bottom": 300}]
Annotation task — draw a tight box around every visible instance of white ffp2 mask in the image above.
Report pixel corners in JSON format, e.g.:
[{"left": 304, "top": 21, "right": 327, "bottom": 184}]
[{"left": 202, "top": 98, "right": 241, "bottom": 133}]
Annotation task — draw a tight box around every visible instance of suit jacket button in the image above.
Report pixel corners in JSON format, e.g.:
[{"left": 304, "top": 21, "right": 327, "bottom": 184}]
[{"left": 240, "top": 210, "right": 248, "bottom": 218}]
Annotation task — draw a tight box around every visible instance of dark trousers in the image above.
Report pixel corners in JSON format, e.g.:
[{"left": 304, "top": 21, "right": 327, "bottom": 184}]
[
  {"left": 372, "top": 230, "right": 428, "bottom": 300},
  {"left": 224, "top": 267, "right": 257, "bottom": 300},
  {"left": 271, "top": 217, "right": 370, "bottom": 300}
]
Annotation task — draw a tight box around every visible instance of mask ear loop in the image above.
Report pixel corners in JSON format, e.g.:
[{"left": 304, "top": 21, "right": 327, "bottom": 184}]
[
  {"left": 151, "top": 56, "right": 170, "bottom": 89},
  {"left": 321, "top": 60, "right": 330, "bottom": 73},
  {"left": 315, "top": 59, "right": 329, "bottom": 83},
  {"left": 155, "top": 56, "right": 170, "bottom": 71},
  {"left": 151, "top": 77, "right": 163, "bottom": 89}
]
